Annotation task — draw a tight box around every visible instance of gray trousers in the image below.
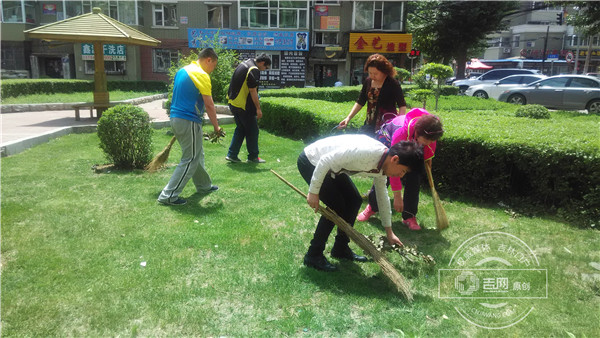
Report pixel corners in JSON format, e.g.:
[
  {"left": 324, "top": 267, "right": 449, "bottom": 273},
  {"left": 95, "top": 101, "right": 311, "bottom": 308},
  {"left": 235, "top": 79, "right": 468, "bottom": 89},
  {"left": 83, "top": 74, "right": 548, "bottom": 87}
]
[{"left": 158, "top": 118, "right": 212, "bottom": 203}]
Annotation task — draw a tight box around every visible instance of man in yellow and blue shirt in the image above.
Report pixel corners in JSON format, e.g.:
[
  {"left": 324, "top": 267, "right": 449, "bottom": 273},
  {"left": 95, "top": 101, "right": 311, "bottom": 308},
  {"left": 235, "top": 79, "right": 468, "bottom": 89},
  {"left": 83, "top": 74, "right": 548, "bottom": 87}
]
[{"left": 158, "top": 48, "right": 223, "bottom": 205}]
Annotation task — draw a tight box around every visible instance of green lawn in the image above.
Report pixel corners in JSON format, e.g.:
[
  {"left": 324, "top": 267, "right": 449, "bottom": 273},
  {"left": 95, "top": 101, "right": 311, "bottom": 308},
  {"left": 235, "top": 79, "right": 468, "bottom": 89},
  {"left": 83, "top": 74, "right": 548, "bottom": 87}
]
[
  {"left": 0, "top": 90, "right": 164, "bottom": 105},
  {"left": 1, "top": 126, "right": 599, "bottom": 336}
]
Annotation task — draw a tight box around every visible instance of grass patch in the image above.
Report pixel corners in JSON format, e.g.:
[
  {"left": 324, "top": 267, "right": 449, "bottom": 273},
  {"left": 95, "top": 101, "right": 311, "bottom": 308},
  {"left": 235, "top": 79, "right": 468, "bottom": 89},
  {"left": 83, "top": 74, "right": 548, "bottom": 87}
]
[
  {"left": 1, "top": 90, "right": 163, "bottom": 105},
  {"left": 1, "top": 126, "right": 599, "bottom": 336}
]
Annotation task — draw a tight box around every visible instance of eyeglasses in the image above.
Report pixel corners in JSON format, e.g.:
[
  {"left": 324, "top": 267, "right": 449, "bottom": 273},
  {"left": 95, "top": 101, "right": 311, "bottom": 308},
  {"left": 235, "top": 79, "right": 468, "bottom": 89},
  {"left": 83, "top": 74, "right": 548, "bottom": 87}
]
[{"left": 423, "top": 129, "right": 444, "bottom": 135}]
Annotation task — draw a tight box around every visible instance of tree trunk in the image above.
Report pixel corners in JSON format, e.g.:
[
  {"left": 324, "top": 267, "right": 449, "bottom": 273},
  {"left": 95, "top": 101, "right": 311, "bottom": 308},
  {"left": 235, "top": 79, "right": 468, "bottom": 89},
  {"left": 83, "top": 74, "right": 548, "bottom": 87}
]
[
  {"left": 583, "top": 36, "right": 595, "bottom": 73},
  {"left": 455, "top": 49, "right": 468, "bottom": 80}
]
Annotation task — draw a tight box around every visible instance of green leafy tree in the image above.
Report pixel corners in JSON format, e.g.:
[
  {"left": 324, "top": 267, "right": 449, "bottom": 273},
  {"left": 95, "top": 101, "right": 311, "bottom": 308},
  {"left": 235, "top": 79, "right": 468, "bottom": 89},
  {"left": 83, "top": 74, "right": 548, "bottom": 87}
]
[
  {"left": 417, "top": 63, "right": 454, "bottom": 110},
  {"left": 562, "top": 2, "right": 600, "bottom": 73},
  {"left": 394, "top": 67, "right": 411, "bottom": 84},
  {"left": 407, "top": 1, "right": 519, "bottom": 80}
]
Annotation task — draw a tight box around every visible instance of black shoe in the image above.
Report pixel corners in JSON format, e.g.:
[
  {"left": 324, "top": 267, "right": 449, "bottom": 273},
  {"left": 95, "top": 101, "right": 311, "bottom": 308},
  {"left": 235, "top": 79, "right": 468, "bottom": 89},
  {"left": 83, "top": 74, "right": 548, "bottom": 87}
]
[
  {"left": 331, "top": 248, "right": 368, "bottom": 262},
  {"left": 303, "top": 254, "right": 337, "bottom": 272},
  {"left": 158, "top": 197, "right": 187, "bottom": 206}
]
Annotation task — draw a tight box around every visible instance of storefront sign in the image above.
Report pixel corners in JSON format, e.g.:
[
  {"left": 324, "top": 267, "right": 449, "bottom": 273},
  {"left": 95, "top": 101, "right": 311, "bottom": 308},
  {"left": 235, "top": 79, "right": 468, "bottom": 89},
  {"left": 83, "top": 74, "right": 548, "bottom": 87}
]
[
  {"left": 349, "top": 33, "right": 412, "bottom": 54},
  {"left": 315, "top": 5, "right": 328, "bottom": 16},
  {"left": 43, "top": 4, "right": 57, "bottom": 14},
  {"left": 81, "top": 43, "right": 127, "bottom": 61},
  {"left": 188, "top": 29, "right": 309, "bottom": 51},
  {"left": 320, "top": 16, "right": 339, "bottom": 30}
]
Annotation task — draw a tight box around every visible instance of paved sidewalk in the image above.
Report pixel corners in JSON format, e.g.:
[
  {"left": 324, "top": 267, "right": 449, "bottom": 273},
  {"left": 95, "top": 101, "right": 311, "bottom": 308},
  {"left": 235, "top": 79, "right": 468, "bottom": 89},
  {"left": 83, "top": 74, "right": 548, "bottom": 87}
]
[{"left": 0, "top": 99, "right": 233, "bottom": 157}]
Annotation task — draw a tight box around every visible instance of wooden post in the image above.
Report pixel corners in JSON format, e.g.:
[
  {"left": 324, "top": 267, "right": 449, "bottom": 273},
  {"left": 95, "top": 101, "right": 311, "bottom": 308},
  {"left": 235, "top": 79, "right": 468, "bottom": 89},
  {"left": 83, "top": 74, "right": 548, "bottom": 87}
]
[{"left": 93, "top": 41, "right": 109, "bottom": 118}]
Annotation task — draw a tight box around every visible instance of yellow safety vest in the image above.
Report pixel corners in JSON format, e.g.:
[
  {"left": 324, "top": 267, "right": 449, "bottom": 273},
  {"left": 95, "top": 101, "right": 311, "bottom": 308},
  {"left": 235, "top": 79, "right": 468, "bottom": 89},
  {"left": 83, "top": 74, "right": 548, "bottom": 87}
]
[{"left": 227, "top": 65, "right": 259, "bottom": 109}]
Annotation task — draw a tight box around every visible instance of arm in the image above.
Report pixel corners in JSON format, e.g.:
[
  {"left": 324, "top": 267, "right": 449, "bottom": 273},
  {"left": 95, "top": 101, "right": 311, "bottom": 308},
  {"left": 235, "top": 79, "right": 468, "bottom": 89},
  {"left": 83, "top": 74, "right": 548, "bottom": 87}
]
[
  {"left": 338, "top": 102, "right": 364, "bottom": 129},
  {"left": 249, "top": 87, "right": 262, "bottom": 119},
  {"left": 202, "top": 94, "right": 222, "bottom": 133},
  {"left": 373, "top": 176, "right": 403, "bottom": 245}
]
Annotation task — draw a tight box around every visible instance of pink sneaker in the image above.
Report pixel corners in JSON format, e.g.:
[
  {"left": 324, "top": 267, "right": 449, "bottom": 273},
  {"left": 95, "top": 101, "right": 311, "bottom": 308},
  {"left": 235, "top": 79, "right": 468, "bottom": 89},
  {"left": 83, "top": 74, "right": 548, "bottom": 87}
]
[
  {"left": 357, "top": 204, "right": 375, "bottom": 221},
  {"left": 403, "top": 217, "right": 422, "bottom": 231}
]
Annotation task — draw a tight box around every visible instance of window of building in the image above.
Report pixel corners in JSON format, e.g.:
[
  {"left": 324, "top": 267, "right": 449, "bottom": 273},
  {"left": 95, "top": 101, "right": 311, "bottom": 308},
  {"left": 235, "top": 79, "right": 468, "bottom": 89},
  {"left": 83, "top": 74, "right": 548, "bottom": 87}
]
[
  {"left": 153, "top": 49, "right": 179, "bottom": 73},
  {"left": 239, "top": 1, "right": 308, "bottom": 29},
  {"left": 353, "top": 1, "right": 402, "bottom": 30},
  {"left": 84, "top": 60, "right": 126, "bottom": 75},
  {"left": 513, "top": 35, "right": 520, "bottom": 48},
  {"left": 208, "top": 5, "right": 230, "bottom": 28},
  {"left": 315, "top": 0, "right": 339, "bottom": 4},
  {"left": 153, "top": 3, "right": 177, "bottom": 27},
  {"left": 258, "top": 51, "right": 280, "bottom": 70},
  {"left": 314, "top": 32, "right": 338, "bottom": 45},
  {"left": 1, "top": 0, "right": 35, "bottom": 23},
  {"left": 62, "top": 1, "right": 140, "bottom": 25}
]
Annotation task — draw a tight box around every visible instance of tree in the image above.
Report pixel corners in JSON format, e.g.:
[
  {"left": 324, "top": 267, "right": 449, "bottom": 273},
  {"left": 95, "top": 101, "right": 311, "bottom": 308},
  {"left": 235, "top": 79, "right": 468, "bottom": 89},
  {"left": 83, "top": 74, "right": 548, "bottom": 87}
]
[
  {"left": 418, "top": 63, "right": 454, "bottom": 110},
  {"left": 407, "top": 1, "right": 519, "bottom": 79},
  {"left": 562, "top": 2, "right": 600, "bottom": 73}
]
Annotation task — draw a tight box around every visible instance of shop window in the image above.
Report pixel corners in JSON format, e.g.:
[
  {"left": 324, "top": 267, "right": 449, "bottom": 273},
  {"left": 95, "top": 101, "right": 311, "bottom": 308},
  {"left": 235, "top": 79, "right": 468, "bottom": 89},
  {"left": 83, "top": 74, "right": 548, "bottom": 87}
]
[
  {"left": 314, "top": 32, "right": 338, "bottom": 45},
  {"left": 208, "top": 5, "right": 230, "bottom": 28},
  {"left": 258, "top": 51, "right": 280, "bottom": 70},
  {"left": 239, "top": 1, "right": 308, "bottom": 29},
  {"left": 353, "top": 1, "right": 403, "bottom": 30},
  {"left": 153, "top": 49, "right": 179, "bottom": 73},
  {"left": 2, "top": 0, "right": 35, "bottom": 23},
  {"left": 84, "top": 60, "right": 126, "bottom": 75},
  {"left": 153, "top": 3, "right": 177, "bottom": 27}
]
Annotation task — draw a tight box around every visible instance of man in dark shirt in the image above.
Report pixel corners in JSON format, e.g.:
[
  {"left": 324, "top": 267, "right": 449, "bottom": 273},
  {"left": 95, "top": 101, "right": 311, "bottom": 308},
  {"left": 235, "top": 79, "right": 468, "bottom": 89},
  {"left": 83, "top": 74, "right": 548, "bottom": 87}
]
[{"left": 225, "top": 54, "right": 271, "bottom": 163}]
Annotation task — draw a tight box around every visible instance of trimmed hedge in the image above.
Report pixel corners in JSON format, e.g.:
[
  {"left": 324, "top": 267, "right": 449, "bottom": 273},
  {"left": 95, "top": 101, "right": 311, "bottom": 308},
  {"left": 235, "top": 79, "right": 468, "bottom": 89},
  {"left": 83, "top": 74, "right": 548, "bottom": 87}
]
[
  {"left": 259, "top": 96, "right": 600, "bottom": 227},
  {"left": 1, "top": 79, "right": 168, "bottom": 98},
  {"left": 261, "top": 84, "right": 419, "bottom": 103}
]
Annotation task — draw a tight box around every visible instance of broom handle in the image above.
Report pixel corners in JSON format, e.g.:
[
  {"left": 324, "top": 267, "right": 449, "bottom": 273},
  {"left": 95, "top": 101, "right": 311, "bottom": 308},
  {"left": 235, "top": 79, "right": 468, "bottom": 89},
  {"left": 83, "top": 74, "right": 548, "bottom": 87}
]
[
  {"left": 425, "top": 163, "right": 435, "bottom": 190},
  {"left": 270, "top": 169, "right": 308, "bottom": 199},
  {"left": 167, "top": 136, "right": 177, "bottom": 148}
]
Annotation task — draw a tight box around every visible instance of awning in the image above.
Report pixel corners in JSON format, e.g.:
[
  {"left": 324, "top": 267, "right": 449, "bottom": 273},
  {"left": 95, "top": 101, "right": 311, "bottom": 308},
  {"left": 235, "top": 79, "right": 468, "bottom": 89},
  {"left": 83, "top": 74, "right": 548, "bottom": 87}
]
[{"left": 466, "top": 58, "right": 493, "bottom": 69}]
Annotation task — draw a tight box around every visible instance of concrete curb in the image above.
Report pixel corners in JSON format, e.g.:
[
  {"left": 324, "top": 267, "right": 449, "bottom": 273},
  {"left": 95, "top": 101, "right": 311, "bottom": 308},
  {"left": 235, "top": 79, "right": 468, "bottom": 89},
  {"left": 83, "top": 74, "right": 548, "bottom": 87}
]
[
  {"left": 1, "top": 93, "right": 169, "bottom": 113},
  {"left": 1, "top": 115, "right": 235, "bottom": 157}
]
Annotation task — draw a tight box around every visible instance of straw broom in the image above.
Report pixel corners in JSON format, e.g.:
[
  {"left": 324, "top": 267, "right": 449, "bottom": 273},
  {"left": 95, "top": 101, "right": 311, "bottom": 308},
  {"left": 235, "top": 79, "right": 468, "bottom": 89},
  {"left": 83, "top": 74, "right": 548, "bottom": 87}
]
[
  {"left": 425, "top": 164, "right": 449, "bottom": 231},
  {"left": 270, "top": 170, "right": 413, "bottom": 301},
  {"left": 146, "top": 136, "right": 177, "bottom": 172}
]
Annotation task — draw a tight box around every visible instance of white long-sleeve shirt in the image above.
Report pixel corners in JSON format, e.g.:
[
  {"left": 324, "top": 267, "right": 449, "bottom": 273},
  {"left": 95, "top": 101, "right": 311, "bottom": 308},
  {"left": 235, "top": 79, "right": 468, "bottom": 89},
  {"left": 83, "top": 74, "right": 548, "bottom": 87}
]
[{"left": 304, "top": 134, "right": 393, "bottom": 228}]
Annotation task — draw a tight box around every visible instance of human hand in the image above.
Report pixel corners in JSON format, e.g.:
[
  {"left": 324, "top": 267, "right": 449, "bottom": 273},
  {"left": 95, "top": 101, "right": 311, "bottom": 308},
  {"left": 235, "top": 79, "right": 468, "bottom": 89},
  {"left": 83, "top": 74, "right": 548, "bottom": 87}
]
[
  {"left": 393, "top": 196, "right": 404, "bottom": 213},
  {"left": 256, "top": 109, "right": 263, "bottom": 119},
  {"left": 307, "top": 193, "right": 320, "bottom": 212},
  {"left": 386, "top": 232, "right": 404, "bottom": 247},
  {"left": 338, "top": 119, "right": 348, "bottom": 129}
]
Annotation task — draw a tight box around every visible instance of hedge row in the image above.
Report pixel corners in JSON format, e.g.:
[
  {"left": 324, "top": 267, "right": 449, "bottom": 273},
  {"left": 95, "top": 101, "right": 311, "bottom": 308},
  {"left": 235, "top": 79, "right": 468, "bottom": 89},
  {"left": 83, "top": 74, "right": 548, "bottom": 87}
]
[
  {"left": 1, "top": 79, "right": 168, "bottom": 98},
  {"left": 261, "top": 84, "right": 457, "bottom": 103},
  {"left": 259, "top": 96, "right": 600, "bottom": 227}
]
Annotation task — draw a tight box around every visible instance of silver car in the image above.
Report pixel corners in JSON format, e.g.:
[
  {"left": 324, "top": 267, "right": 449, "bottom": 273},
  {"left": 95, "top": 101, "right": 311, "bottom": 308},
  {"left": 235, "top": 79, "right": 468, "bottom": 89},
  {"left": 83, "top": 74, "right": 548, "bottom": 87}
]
[
  {"left": 465, "top": 74, "right": 546, "bottom": 100},
  {"left": 497, "top": 75, "right": 600, "bottom": 114}
]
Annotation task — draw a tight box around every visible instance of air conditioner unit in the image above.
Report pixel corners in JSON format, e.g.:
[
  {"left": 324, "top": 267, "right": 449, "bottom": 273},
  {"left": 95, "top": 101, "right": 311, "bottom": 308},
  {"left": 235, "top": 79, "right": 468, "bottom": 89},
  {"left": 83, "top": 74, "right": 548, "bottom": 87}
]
[{"left": 503, "top": 48, "right": 511, "bottom": 53}]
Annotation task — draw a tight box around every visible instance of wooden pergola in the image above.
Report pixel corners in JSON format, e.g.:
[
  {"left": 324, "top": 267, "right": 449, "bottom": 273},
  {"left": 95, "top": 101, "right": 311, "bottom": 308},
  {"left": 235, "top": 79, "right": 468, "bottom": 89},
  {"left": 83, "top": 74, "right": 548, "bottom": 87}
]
[{"left": 24, "top": 7, "right": 160, "bottom": 115}]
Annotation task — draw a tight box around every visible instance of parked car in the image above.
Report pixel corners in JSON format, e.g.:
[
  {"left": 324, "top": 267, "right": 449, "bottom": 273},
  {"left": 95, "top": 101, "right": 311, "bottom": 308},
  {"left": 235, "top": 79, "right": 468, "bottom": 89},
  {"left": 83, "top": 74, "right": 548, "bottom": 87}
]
[
  {"left": 446, "top": 72, "right": 484, "bottom": 85},
  {"left": 464, "top": 74, "right": 547, "bottom": 99},
  {"left": 453, "top": 68, "right": 542, "bottom": 94},
  {"left": 497, "top": 75, "right": 600, "bottom": 114}
]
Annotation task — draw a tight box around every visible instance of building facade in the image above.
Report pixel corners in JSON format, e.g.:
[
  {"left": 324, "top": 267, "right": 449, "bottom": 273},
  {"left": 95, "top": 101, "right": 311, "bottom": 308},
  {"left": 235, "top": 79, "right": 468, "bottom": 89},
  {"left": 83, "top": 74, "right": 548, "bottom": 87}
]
[
  {"left": 0, "top": 0, "right": 413, "bottom": 87},
  {"left": 482, "top": 2, "right": 599, "bottom": 75}
]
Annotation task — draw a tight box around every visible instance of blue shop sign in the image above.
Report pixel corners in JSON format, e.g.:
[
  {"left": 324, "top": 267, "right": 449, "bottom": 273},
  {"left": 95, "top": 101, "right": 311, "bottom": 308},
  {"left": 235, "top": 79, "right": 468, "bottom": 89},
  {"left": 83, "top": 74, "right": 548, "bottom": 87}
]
[{"left": 188, "top": 29, "right": 309, "bottom": 51}]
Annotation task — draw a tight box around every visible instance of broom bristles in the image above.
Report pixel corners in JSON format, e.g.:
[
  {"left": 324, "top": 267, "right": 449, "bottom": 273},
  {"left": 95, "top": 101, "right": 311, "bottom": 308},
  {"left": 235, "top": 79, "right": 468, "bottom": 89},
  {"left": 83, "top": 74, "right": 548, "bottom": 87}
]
[
  {"left": 146, "top": 136, "right": 177, "bottom": 173},
  {"left": 425, "top": 165, "right": 449, "bottom": 231}
]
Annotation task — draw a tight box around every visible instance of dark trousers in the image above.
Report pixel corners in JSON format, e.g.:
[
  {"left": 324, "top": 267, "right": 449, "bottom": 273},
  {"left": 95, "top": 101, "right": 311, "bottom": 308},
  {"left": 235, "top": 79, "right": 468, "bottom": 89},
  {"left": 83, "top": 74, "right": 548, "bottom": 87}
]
[
  {"left": 368, "top": 171, "right": 420, "bottom": 220},
  {"left": 297, "top": 152, "right": 363, "bottom": 257},
  {"left": 227, "top": 104, "right": 259, "bottom": 160}
]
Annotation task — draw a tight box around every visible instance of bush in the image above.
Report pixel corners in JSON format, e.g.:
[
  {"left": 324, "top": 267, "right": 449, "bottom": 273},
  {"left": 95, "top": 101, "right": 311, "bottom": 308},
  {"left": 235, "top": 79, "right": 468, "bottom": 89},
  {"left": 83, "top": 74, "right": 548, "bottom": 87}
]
[
  {"left": 260, "top": 95, "right": 600, "bottom": 227},
  {"left": 394, "top": 67, "right": 411, "bottom": 84},
  {"left": 515, "top": 104, "right": 551, "bottom": 119},
  {"left": 1, "top": 79, "right": 167, "bottom": 99},
  {"left": 262, "top": 86, "right": 362, "bottom": 103},
  {"left": 97, "top": 104, "right": 153, "bottom": 169}
]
